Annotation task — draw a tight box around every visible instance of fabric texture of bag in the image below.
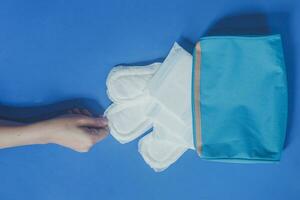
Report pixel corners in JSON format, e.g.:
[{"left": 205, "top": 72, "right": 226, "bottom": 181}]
[{"left": 192, "top": 35, "right": 288, "bottom": 162}]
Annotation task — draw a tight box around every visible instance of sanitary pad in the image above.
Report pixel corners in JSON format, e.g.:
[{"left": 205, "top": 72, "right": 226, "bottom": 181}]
[{"left": 105, "top": 43, "right": 193, "bottom": 171}]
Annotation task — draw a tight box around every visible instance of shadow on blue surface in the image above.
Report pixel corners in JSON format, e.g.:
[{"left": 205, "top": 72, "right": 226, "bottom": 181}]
[
  {"left": 203, "top": 12, "right": 270, "bottom": 35},
  {"left": 0, "top": 98, "right": 104, "bottom": 123}
]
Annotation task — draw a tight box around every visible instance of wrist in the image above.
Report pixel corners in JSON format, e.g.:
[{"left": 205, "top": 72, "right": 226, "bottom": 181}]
[{"left": 25, "top": 122, "right": 53, "bottom": 144}]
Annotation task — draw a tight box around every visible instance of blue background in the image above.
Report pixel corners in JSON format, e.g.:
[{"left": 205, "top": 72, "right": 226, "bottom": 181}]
[{"left": 0, "top": 0, "right": 299, "bottom": 199}]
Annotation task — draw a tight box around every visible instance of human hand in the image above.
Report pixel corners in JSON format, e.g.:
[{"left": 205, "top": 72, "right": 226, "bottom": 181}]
[{"left": 35, "top": 108, "right": 109, "bottom": 152}]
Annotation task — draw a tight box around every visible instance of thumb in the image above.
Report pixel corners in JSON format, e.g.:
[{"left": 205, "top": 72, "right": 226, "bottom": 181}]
[{"left": 91, "top": 128, "right": 110, "bottom": 144}]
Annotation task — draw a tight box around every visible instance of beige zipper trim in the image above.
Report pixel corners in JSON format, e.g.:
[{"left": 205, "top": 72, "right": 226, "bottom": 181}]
[{"left": 194, "top": 41, "right": 202, "bottom": 155}]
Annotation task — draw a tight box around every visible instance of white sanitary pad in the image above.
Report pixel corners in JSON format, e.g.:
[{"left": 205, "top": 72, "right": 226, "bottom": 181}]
[{"left": 105, "top": 43, "right": 194, "bottom": 171}]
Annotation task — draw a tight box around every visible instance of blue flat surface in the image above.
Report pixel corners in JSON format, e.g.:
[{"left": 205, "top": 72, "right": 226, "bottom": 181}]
[{"left": 0, "top": 0, "right": 299, "bottom": 199}]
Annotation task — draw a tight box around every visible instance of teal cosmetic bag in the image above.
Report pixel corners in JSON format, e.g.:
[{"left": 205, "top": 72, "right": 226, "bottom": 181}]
[{"left": 192, "top": 35, "right": 288, "bottom": 162}]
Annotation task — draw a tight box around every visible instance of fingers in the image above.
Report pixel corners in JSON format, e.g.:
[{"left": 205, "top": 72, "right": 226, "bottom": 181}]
[
  {"left": 68, "top": 108, "right": 108, "bottom": 127},
  {"left": 68, "top": 108, "right": 91, "bottom": 116},
  {"left": 72, "top": 128, "right": 109, "bottom": 153},
  {"left": 67, "top": 108, "right": 110, "bottom": 147},
  {"left": 90, "top": 127, "right": 109, "bottom": 144},
  {"left": 82, "top": 109, "right": 92, "bottom": 117},
  {"left": 72, "top": 108, "right": 81, "bottom": 114}
]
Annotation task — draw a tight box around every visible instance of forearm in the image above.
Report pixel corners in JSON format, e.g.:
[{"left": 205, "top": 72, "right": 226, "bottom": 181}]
[
  {"left": 0, "top": 111, "right": 109, "bottom": 152},
  {"left": 0, "top": 120, "right": 49, "bottom": 149}
]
